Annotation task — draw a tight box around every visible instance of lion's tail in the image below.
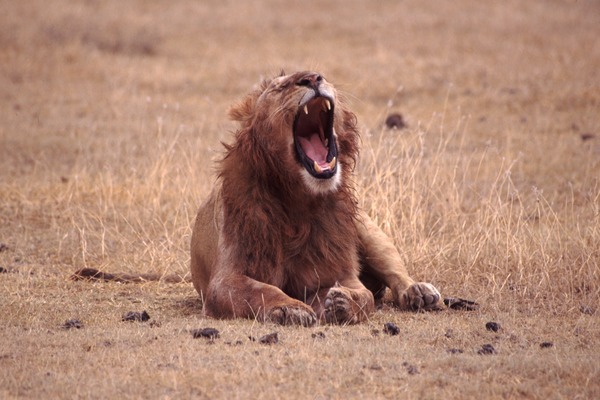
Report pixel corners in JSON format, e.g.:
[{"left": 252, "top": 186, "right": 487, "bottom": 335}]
[{"left": 70, "top": 268, "right": 191, "bottom": 284}]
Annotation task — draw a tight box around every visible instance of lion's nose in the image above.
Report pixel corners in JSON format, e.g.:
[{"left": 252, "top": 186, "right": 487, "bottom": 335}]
[{"left": 296, "top": 73, "right": 323, "bottom": 89}]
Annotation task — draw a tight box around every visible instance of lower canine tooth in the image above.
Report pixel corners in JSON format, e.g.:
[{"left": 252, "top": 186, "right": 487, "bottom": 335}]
[
  {"left": 304, "top": 105, "right": 309, "bottom": 115},
  {"left": 328, "top": 156, "right": 337, "bottom": 170},
  {"left": 313, "top": 161, "right": 323, "bottom": 174}
]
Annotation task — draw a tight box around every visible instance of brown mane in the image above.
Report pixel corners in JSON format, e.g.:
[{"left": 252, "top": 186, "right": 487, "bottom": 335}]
[{"left": 218, "top": 80, "right": 361, "bottom": 301}]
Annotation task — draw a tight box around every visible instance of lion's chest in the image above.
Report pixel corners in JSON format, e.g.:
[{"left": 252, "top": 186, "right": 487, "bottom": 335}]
[
  {"left": 224, "top": 184, "right": 359, "bottom": 298},
  {"left": 276, "top": 213, "right": 360, "bottom": 298}
]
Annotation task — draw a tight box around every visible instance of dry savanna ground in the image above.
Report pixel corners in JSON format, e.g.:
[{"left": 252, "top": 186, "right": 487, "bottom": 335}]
[{"left": 1, "top": 0, "right": 599, "bottom": 399}]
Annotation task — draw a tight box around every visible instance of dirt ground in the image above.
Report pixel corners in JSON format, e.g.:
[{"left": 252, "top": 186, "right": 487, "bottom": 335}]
[{"left": 1, "top": 0, "right": 599, "bottom": 399}]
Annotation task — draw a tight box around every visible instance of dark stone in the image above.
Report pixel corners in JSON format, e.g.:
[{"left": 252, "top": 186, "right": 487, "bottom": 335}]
[
  {"left": 122, "top": 310, "right": 150, "bottom": 322},
  {"left": 383, "top": 322, "right": 400, "bottom": 336},
  {"left": 311, "top": 331, "right": 326, "bottom": 339},
  {"left": 402, "top": 361, "right": 419, "bottom": 375},
  {"left": 259, "top": 332, "right": 279, "bottom": 345},
  {"left": 61, "top": 319, "right": 84, "bottom": 329},
  {"left": 485, "top": 322, "right": 501, "bottom": 332},
  {"left": 191, "top": 328, "right": 220, "bottom": 340},
  {"left": 478, "top": 344, "right": 497, "bottom": 355}
]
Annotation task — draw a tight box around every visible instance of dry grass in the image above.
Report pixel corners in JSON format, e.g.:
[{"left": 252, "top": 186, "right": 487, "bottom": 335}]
[{"left": 1, "top": 0, "right": 599, "bottom": 398}]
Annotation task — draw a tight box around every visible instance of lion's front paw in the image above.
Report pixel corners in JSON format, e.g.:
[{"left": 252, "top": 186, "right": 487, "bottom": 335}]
[
  {"left": 267, "top": 304, "right": 317, "bottom": 327},
  {"left": 324, "top": 287, "right": 356, "bottom": 324},
  {"left": 323, "top": 286, "right": 373, "bottom": 324},
  {"left": 399, "top": 282, "right": 443, "bottom": 311}
]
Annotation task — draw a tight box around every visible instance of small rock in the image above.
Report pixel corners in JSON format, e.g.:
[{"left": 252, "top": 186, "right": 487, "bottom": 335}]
[
  {"left": 580, "top": 133, "right": 596, "bottom": 141},
  {"left": 447, "top": 348, "right": 464, "bottom": 354},
  {"left": 259, "top": 332, "right": 279, "bottom": 345},
  {"left": 0, "top": 267, "right": 8, "bottom": 273},
  {"left": 311, "top": 331, "right": 326, "bottom": 340},
  {"left": 383, "top": 322, "right": 400, "bottom": 336},
  {"left": 122, "top": 310, "right": 150, "bottom": 322},
  {"left": 0, "top": 243, "right": 9, "bottom": 252},
  {"left": 191, "top": 328, "right": 220, "bottom": 340},
  {"left": 385, "top": 113, "right": 406, "bottom": 129},
  {"left": 477, "top": 344, "right": 497, "bottom": 355},
  {"left": 371, "top": 329, "right": 380, "bottom": 337},
  {"left": 402, "top": 361, "right": 419, "bottom": 375},
  {"left": 540, "top": 342, "right": 554, "bottom": 349},
  {"left": 485, "top": 322, "right": 501, "bottom": 332},
  {"left": 444, "top": 329, "right": 454, "bottom": 338},
  {"left": 61, "top": 319, "right": 84, "bottom": 330}
]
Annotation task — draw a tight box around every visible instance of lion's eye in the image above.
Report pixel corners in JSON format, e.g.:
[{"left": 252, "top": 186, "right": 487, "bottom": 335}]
[
  {"left": 296, "top": 75, "right": 323, "bottom": 87},
  {"left": 274, "top": 82, "right": 291, "bottom": 92}
]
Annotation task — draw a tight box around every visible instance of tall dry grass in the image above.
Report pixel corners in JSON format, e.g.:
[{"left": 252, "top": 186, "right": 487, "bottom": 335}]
[
  {"left": 31, "top": 88, "right": 597, "bottom": 316},
  {"left": 357, "top": 104, "right": 599, "bottom": 313}
]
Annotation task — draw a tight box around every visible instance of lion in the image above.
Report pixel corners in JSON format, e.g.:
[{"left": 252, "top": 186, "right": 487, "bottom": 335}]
[
  {"left": 189, "top": 71, "right": 442, "bottom": 326},
  {"left": 72, "top": 71, "right": 442, "bottom": 325}
]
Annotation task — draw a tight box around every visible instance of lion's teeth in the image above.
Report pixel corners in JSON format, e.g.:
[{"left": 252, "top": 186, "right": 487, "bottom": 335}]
[
  {"left": 313, "top": 161, "right": 323, "bottom": 174},
  {"left": 304, "top": 105, "right": 309, "bottom": 115},
  {"left": 324, "top": 99, "right": 331, "bottom": 111},
  {"left": 328, "top": 156, "right": 337, "bottom": 170}
]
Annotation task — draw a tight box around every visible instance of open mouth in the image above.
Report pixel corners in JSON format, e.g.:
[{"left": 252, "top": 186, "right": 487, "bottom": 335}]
[{"left": 293, "top": 95, "right": 337, "bottom": 179}]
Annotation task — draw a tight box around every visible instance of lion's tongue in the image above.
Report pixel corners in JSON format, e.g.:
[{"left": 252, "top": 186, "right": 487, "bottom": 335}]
[{"left": 298, "top": 134, "right": 328, "bottom": 165}]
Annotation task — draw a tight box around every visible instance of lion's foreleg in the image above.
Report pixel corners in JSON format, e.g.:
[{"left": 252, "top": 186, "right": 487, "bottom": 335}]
[
  {"left": 309, "top": 279, "right": 375, "bottom": 324},
  {"left": 205, "top": 272, "right": 317, "bottom": 326},
  {"left": 356, "top": 211, "right": 443, "bottom": 311}
]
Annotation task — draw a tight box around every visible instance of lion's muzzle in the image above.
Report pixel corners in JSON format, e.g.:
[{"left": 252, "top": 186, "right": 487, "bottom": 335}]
[{"left": 293, "top": 88, "right": 338, "bottom": 180}]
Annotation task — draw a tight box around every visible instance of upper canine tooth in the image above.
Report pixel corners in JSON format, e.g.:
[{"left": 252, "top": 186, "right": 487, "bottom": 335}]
[
  {"left": 324, "top": 99, "right": 331, "bottom": 111},
  {"left": 313, "top": 160, "right": 323, "bottom": 174},
  {"left": 328, "top": 156, "right": 337, "bottom": 170},
  {"left": 304, "top": 105, "right": 309, "bottom": 115}
]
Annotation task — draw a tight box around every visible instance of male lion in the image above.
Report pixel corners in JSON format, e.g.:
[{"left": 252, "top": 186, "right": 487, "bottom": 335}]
[{"left": 190, "top": 71, "right": 442, "bottom": 326}]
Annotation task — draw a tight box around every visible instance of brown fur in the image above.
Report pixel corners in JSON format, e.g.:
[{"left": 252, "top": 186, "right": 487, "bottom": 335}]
[{"left": 190, "top": 71, "right": 443, "bottom": 326}]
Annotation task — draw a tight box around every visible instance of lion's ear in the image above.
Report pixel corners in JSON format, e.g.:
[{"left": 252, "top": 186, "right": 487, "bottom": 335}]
[
  {"left": 229, "top": 76, "right": 277, "bottom": 123},
  {"left": 228, "top": 95, "right": 256, "bottom": 123}
]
